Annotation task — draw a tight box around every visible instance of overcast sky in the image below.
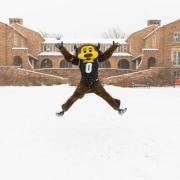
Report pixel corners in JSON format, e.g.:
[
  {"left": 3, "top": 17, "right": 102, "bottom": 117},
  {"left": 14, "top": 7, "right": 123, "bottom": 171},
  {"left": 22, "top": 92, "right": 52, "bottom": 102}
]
[{"left": 0, "top": 0, "right": 179, "bottom": 38}]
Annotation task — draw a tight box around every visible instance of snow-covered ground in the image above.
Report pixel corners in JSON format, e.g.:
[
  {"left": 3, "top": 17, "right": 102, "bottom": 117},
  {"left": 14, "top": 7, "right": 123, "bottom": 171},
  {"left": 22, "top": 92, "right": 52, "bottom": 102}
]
[{"left": 0, "top": 85, "right": 180, "bottom": 180}]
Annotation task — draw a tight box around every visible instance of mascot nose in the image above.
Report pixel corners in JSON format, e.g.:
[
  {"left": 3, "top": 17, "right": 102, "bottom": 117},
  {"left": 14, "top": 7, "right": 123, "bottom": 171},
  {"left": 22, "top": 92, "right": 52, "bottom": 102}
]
[{"left": 84, "top": 53, "right": 93, "bottom": 58}]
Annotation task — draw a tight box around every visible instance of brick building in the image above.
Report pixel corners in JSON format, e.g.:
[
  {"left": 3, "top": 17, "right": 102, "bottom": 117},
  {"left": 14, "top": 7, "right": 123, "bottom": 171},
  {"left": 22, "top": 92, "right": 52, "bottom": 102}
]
[
  {"left": 0, "top": 18, "right": 180, "bottom": 86},
  {"left": 38, "top": 38, "right": 132, "bottom": 69},
  {"left": 127, "top": 19, "right": 180, "bottom": 78},
  {"left": 0, "top": 18, "right": 44, "bottom": 69}
]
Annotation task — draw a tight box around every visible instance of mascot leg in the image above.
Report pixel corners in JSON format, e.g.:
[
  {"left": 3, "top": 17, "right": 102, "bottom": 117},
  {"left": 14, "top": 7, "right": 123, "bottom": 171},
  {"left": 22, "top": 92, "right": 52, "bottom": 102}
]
[
  {"left": 94, "top": 82, "right": 127, "bottom": 115},
  {"left": 56, "top": 84, "right": 87, "bottom": 117},
  {"left": 94, "top": 82, "right": 120, "bottom": 110}
]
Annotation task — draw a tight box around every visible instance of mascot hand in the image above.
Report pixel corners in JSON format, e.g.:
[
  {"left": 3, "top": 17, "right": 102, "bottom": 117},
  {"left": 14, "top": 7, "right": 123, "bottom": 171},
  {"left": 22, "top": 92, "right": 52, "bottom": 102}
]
[
  {"left": 55, "top": 41, "right": 63, "bottom": 49},
  {"left": 113, "top": 41, "right": 121, "bottom": 47}
]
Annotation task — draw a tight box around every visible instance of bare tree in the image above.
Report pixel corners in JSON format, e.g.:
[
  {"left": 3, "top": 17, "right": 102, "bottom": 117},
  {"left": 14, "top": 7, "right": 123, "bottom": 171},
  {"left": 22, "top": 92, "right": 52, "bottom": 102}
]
[
  {"left": 102, "top": 28, "right": 128, "bottom": 39},
  {"left": 40, "top": 31, "right": 63, "bottom": 39}
]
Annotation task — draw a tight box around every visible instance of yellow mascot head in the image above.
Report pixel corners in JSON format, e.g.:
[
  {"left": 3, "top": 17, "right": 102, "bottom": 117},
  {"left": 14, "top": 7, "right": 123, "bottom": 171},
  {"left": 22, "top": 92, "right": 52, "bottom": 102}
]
[{"left": 76, "top": 44, "right": 100, "bottom": 62}]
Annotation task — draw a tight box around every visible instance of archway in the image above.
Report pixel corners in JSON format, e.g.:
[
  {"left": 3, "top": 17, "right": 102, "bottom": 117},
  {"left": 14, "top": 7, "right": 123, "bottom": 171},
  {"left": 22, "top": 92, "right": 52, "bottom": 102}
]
[
  {"left": 41, "top": 59, "right": 53, "bottom": 68},
  {"left": 60, "top": 60, "right": 72, "bottom": 68},
  {"left": 13, "top": 56, "right": 22, "bottom": 66},
  {"left": 148, "top": 57, "right": 156, "bottom": 69},
  {"left": 99, "top": 61, "right": 111, "bottom": 68},
  {"left": 118, "top": 59, "right": 129, "bottom": 69}
]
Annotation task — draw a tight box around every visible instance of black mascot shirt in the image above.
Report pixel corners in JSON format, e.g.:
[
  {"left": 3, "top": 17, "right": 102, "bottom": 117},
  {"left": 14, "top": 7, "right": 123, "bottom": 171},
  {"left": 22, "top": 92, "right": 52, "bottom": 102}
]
[{"left": 72, "top": 58, "right": 102, "bottom": 84}]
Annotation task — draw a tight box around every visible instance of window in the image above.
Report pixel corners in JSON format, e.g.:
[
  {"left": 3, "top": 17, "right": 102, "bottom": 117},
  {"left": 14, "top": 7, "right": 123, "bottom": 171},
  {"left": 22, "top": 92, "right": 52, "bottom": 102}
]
[
  {"left": 44, "top": 45, "right": 54, "bottom": 52},
  {"left": 174, "top": 33, "right": 180, "bottom": 42},
  {"left": 99, "top": 61, "right": 111, "bottom": 68},
  {"left": 122, "top": 46, "right": 128, "bottom": 52},
  {"left": 41, "top": 59, "right": 53, "bottom": 68},
  {"left": 152, "top": 35, "right": 156, "bottom": 47},
  {"left": 13, "top": 56, "right": 22, "bottom": 66},
  {"left": 173, "top": 51, "right": 180, "bottom": 66},
  {"left": 60, "top": 60, "right": 72, "bottom": 68},
  {"left": 175, "top": 71, "right": 180, "bottom": 78},
  {"left": 148, "top": 57, "right": 156, "bottom": 68},
  {"left": 118, "top": 59, "right": 129, "bottom": 69}
]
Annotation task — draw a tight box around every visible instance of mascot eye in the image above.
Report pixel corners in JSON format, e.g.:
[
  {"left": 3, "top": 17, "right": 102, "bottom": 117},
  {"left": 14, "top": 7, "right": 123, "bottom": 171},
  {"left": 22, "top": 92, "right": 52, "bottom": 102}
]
[
  {"left": 89, "top": 49, "right": 92, "bottom": 52},
  {"left": 84, "top": 50, "right": 87, "bottom": 53}
]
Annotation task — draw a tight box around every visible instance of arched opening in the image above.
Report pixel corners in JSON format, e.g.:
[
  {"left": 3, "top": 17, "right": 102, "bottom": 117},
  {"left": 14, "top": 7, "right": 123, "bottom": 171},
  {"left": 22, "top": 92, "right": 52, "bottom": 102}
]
[
  {"left": 60, "top": 60, "right": 72, "bottom": 68},
  {"left": 148, "top": 57, "right": 156, "bottom": 69},
  {"left": 41, "top": 59, "right": 53, "bottom": 68},
  {"left": 13, "top": 56, "right": 22, "bottom": 66},
  {"left": 99, "top": 61, "right": 111, "bottom": 68},
  {"left": 118, "top": 59, "right": 129, "bottom": 69}
]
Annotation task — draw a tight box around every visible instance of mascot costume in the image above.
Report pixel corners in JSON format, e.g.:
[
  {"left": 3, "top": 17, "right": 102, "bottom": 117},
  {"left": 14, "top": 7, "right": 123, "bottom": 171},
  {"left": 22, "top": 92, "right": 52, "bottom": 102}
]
[{"left": 55, "top": 41, "right": 127, "bottom": 117}]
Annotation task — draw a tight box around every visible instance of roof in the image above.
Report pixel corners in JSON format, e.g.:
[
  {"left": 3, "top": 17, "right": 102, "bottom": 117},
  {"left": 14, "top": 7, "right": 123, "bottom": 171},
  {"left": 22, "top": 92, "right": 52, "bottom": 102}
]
[
  {"left": 144, "top": 19, "right": 180, "bottom": 40},
  {"left": 43, "top": 38, "right": 127, "bottom": 45},
  {"left": 127, "top": 24, "right": 159, "bottom": 41}
]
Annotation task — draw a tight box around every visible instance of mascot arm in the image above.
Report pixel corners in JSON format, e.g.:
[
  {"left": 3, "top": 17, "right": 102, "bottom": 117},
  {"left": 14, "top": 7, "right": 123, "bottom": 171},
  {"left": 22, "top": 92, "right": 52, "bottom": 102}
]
[
  {"left": 59, "top": 47, "right": 75, "bottom": 62},
  {"left": 71, "top": 57, "right": 79, "bottom": 65},
  {"left": 98, "top": 41, "right": 121, "bottom": 62},
  {"left": 55, "top": 42, "right": 75, "bottom": 62}
]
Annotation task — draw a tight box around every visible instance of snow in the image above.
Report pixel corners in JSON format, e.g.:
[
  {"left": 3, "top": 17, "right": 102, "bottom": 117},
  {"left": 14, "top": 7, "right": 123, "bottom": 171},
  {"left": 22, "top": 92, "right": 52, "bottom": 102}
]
[
  {"left": 142, "top": 48, "right": 159, "bottom": 51},
  {"left": 12, "top": 47, "right": 28, "bottom": 50},
  {"left": 112, "top": 52, "right": 132, "bottom": 57},
  {"left": 43, "top": 37, "right": 127, "bottom": 45},
  {"left": 0, "top": 85, "right": 180, "bottom": 180},
  {"left": 38, "top": 51, "right": 62, "bottom": 56}
]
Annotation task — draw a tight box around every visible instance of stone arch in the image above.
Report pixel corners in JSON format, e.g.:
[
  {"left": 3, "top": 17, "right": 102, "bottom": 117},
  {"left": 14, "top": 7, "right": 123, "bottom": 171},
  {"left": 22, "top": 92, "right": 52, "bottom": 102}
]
[
  {"left": 41, "top": 59, "right": 53, "bottom": 68},
  {"left": 148, "top": 57, "right": 156, "bottom": 69},
  {"left": 13, "top": 56, "right": 22, "bottom": 66},
  {"left": 99, "top": 61, "right": 111, "bottom": 68},
  {"left": 60, "top": 60, "right": 72, "bottom": 68},
  {"left": 118, "top": 59, "right": 130, "bottom": 69}
]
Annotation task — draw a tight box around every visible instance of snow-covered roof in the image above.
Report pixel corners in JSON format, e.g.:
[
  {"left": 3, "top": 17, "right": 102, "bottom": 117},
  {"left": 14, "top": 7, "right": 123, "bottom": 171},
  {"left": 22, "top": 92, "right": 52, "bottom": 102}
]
[
  {"left": 112, "top": 52, "right": 132, "bottom": 57},
  {"left": 142, "top": 48, "right": 159, "bottom": 51},
  {"left": 12, "top": 47, "right": 28, "bottom": 50},
  {"left": 38, "top": 51, "right": 62, "bottom": 56},
  {"left": 43, "top": 38, "right": 127, "bottom": 45}
]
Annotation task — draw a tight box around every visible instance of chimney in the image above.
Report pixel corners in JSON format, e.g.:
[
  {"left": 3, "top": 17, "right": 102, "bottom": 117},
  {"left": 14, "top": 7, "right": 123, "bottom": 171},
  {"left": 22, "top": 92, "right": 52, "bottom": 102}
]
[
  {"left": 9, "top": 18, "right": 23, "bottom": 25},
  {"left": 147, "top": 20, "right": 161, "bottom": 26}
]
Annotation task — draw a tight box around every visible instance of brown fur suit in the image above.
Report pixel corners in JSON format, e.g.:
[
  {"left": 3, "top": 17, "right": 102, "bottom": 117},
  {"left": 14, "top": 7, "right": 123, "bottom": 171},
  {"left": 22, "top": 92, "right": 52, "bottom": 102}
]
[{"left": 57, "top": 42, "right": 121, "bottom": 112}]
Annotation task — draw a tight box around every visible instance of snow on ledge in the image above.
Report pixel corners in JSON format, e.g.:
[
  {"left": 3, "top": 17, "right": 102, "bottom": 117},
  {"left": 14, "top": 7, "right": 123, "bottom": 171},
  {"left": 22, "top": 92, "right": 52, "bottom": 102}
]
[
  {"left": 113, "top": 52, "right": 132, "bottom": 57},
  {"left": 142, "top": 48, "right": 159, "bottom": 51},
  {"left": 38, "top": 51, "right": 62, "bottom": 56},
  {"left": 12, "top": 47, "right": 28, "bottom": 50}
]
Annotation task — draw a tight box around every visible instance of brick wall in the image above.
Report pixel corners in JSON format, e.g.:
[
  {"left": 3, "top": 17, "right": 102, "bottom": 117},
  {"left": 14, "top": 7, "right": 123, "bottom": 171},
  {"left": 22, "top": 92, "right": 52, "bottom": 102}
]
[
  {"left": 0, "top": 67, "right": 68, "bottom": 86},
  {"left": 103, "top": 67, "right": 174, "bottom": 87},
  {"left": 11, "top": 23, "right": 44, "bottom": 57},
  {"left": 127, "top": 25, "right": 158, "bottom": 57}
]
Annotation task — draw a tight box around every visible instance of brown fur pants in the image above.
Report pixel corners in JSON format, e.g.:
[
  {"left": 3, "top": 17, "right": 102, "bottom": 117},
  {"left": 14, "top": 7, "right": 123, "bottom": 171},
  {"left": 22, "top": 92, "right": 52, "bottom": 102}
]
[{"left": 62, "top": 81, "right": 120, "bottom": 112}]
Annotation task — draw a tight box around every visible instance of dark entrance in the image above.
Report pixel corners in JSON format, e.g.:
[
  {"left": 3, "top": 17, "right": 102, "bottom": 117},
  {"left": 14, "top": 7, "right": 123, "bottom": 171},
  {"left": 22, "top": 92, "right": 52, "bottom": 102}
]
[
  {"left": 148, "top": 57, "right": 156, "bottom": 69},
  {"left": 41, "top": 59, "right": 53, "bottom": 68},
  {"left": 118, "top": 59, "right": 129, "bottom": 69},
  {"left": 13, "top": 56, "right": 22, "bottom": 66}
]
